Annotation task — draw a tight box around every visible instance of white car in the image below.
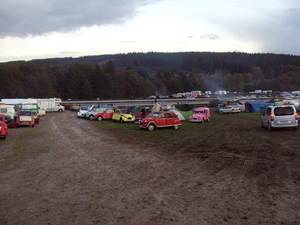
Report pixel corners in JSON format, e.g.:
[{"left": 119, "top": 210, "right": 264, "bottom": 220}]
[
  {"left": 261, "top": 105, "right": 298, "bottom": 130},
  {"left": 77, "top": 105, "right": 96, "bottom": 118},
  {"left": 219, "top": 105, "right": 241, "bottom": 114}
]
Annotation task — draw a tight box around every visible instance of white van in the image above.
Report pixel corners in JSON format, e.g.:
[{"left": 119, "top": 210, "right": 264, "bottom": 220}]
[
  {"left": 0, "top": 105, "right": 17, "bottom": 122},
  {"left": 261, "top": 105, "right": 298, "bottom": 131}
]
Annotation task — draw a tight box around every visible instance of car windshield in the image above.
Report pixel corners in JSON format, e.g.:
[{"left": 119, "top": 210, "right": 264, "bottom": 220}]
[
  {"left": 20, "top": 111, "right": 31, "bottom": 116},
  {"left": 274, "top": 107, "right": 294, "bottom": 116},
  {"left": 194, "top": 110, "right": 204, "bottom": 113}
]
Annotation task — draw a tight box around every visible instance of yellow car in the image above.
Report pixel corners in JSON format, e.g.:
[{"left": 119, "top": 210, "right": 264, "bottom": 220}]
[
  {"left": 112, "top": 109, "right": 135, "bottom": 122},
  {"left": 38, "top": 108, "right": 46, "bottom": 116},
  {"left": 31, "top": 111, "right": 40, "bottom": 124}
]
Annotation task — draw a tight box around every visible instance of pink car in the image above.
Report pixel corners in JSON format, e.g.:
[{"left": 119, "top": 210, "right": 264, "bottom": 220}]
[{"left": 189, "top": 107, "right": 210, "bottom": 123}]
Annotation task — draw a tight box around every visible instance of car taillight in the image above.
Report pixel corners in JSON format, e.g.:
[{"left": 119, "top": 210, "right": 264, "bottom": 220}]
[
  {"left": 295, "top": 112, "right": 298, "bottom": 120},
  {"left": 270, "top": 113, "right": 275, "bottom": 121}
]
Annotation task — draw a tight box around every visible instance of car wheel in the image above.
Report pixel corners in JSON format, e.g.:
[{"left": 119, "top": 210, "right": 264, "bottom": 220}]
[
  {"left": 32, "top": 124, "right": 34, "bottom": 128},
  {"left": 89, "top": 115, "right": 94, "bottom": 120},
  {"left": 120, "top": 118, "right": 123, "bottom": 122},
  {"left": 261, "top": 120, "right": 264, "bottom": 128},
  {"left": 207, "top": 118, "right": 210, "bottom": 122},
  {"left": 174, "top": 125, "right": 179, "bottom": 129},
  {"left": 293, "top": 126, "right": 298, "bottom": 130},
  {"left": 268, "top": 123, "right": 273, "bottom": 131},
  {"left": 97, "top": 116, "right": 103, "bottom": 121},
  {"left": 148, "top": 124, "right": 155, "bottom": 131},
  {"left": 59, "top": 109, "right": 63, "bottom": 112}
]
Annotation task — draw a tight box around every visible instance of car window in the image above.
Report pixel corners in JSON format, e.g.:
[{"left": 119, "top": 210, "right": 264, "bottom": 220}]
[
  {"left": 159, "top": 114, "right": 166, "bottom": 118},
  {"left": 274, "top": 107, "right": 294, "bottom": 116},
  {"left": 152, "top": 113, "right": 159, "bottom": 118},
  {"left": 165, "top": 113, "right": 173, "bottom": 118},
  {"left": 266, "top": 108, "right": 271, "bottom": 115},
  {"left": 0, "top": 108, "right": 7, "bottom": 113}
]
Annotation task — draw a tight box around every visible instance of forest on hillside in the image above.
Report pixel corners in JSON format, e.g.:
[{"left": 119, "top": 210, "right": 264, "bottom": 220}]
[{"left": 1, "top": 52, "right": 300, "bottom": 100}]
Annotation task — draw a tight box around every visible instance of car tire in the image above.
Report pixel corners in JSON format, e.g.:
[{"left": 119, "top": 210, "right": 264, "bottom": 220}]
[
  {"left": 207, "top": 118, "right": 210, "bottom": 122},
  {"left": 89, "top": 115, "right": 94, "bottom": 120},
  {"left": 293, "top": 126, "right": 298, "bottom": 130},
  {"left": 148, "top": 124, "right": 155, "bottom": 131},
  {"left": 261, "top": 120, "right": 264, "bottom": 128},
  {"left": 174, "top": 125, "right": 179, "bottom": 129},
  {"left": 97, "top": 116, "right": 103, "bottom": 121}
]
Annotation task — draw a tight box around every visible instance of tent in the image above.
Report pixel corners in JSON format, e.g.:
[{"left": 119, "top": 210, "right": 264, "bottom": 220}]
[
  {"left": 160, "top": 101, "right": 173, "bottom": 110},
  {"left": 168, "top": 109, "right": 185, "bottom": 120},
  {"left": 245, "top": 101, "right": 279, "bottom": 113},
  {"left": 174, "top": 104, "right": 193, "bottom": 119},
  {"left": 145, "top": 103, "right": 162, "bottom": 118},
  {"left": 174, "top": 104, "right": 194, "bottom": 111}
]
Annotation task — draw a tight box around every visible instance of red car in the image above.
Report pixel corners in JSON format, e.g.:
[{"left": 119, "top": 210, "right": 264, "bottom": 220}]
[
  {"left": 139, "top": 111, "right": 182, "bottom": 131},
  {"left": 0, "top": 114, "right": 8, "bottom": 139},
  {"left": 93, "top": 108, "right": 115, "bottom": 121},
  {"left": 16, "top": 110, "right": 35, "bottom": 127}
]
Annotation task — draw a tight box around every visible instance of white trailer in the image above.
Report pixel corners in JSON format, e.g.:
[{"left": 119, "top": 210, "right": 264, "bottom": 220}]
[{"left": 37, "top": 98, "right": 64, "bottom": 112}]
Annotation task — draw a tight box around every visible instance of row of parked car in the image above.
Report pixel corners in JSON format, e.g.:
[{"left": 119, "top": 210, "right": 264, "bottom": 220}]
[
  {"left": 76, "top": 105, "right": 213, "bottom": 131},
  {"left": 0, "top": 110, "right": 41, "bottom": 139},
  {"left": 76, "top": 103, "right": 299, "bottom": 131}
]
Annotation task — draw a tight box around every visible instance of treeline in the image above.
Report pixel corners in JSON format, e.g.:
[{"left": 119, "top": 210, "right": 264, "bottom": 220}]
[{"left": 1, "top": 52, "right": 300, "bottom": 99}]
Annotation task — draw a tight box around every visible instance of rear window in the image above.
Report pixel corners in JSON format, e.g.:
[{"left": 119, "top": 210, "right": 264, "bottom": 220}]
[
  {"left": 274, "top": 107, "right": 294, "bottom": 116},
  {"left": 0, "top": 108, "right": 7, "bottom": 113}
]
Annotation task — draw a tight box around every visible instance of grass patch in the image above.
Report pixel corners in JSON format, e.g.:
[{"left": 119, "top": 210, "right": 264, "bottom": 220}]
[
  {"left": 93, "top": 109, "right": 300, "bottom": 156},
  {"left": 0, "top": 129, "right": 45, "bottom": 168}
]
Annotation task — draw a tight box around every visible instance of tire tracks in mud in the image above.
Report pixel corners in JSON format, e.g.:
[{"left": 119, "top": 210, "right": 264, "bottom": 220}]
[{"left": 0, "top": 111, "right": 299, "bottom": 224}]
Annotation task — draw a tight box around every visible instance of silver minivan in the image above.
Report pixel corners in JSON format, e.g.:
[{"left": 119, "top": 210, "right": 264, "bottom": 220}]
[{"left": 261, "top": 105, "right": 298, "bottom": 130}]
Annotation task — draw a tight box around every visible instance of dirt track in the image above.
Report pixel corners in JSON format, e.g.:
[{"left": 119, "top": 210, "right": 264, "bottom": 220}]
[{"left": 0, "top": 111, "right": 299, "bottom": 224}]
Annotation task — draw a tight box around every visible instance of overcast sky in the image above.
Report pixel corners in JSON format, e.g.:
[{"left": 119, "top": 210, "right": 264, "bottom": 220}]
[{"left": 1, "top": 0, "right": 299, "bottom": 62}]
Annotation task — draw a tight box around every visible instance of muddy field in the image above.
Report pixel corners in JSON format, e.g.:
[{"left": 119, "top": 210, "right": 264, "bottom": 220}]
[{"left": 0, "top": 111, "right": 299, "bottom": 224}]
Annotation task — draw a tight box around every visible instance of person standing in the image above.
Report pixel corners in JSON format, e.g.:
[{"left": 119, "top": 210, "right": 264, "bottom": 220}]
[{"left": 141, "top": 107, "right": 146, "bottom": 119}]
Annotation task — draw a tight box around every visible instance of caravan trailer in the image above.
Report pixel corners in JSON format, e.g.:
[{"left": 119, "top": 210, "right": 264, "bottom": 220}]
[{"left": 37, "top": 98, "right": 64, "bottom": 112}]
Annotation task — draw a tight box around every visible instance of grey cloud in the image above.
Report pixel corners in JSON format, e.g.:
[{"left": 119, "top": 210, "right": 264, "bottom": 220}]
[
  {"left": 200, "top": 33, "right": 221, "bottom": 40},
  {"left": 224, "top": 6, "right": 300, "bottom": 55},
  {"left": 0, "top": 0, "right": 160, "bottom": 38},
  {"left": 265, "top": 7, "right": 300, "bottom": 55}
]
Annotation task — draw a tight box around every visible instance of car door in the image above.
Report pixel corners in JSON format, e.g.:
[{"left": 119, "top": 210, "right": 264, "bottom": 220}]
[
  {"left": 165, "top": 112, "right": 174, "bottom": 126},
  {"left": 262, "top": 107, "right": 271, "bottom": 126},
  {"left": 112, "top": 109, "right": 121, "bottom": 121},
  {"left": 156, "top": 113, "right": 167, "bottom": 127}
]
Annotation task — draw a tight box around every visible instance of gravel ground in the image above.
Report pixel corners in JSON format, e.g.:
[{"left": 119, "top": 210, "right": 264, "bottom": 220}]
[{"left": 0, "top": 111, "right": 299, "bottom": 225}]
